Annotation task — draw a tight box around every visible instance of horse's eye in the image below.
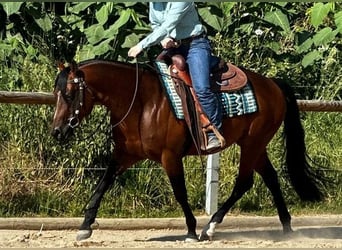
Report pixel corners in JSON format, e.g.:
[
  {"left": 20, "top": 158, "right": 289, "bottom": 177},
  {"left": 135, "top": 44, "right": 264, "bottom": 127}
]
[{"left": 64, "top": 92, "right": 74, "bottom": 102}]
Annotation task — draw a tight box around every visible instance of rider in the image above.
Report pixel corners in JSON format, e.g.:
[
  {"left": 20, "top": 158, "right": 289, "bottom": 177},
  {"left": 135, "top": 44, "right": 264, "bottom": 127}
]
[{"left": 128, "top": 2, "right": 223, "bottom": 152}]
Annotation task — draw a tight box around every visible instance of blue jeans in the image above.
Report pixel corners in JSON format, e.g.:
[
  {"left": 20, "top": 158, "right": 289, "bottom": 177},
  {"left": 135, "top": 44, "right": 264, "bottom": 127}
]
[{"left": 177, "top": 37, "right": 222, "bottom": 130}]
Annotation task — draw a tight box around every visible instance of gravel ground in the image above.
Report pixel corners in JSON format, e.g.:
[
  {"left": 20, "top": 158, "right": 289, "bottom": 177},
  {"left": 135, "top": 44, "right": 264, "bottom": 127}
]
[{"left": 0, "top": 215, "right": 341, "bottom": 248}]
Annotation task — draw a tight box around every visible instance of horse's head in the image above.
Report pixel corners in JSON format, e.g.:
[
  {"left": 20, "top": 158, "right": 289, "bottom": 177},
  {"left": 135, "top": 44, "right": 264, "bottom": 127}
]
[{"left": 51, "top": 61, "right": 89, "bottom": 142}]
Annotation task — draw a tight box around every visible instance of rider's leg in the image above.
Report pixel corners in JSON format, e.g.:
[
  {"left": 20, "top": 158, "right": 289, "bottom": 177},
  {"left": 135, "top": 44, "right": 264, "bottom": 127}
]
[{"left": 186, "top": 37, "right": 223, "bottom": 151}]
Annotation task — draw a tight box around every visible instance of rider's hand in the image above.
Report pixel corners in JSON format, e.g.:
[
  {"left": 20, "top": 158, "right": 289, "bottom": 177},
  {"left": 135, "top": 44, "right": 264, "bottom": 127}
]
[
  {"left": 128, "top": 44, "right": 143, "bottom": 58},
  {"left": 160, "top": 37, "right": 177, "bottom": 49}
]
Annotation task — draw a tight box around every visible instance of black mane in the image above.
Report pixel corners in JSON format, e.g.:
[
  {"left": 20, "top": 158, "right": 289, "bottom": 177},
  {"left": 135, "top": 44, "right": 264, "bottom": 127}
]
[
  {"left": 77, "top": 59, "right": 155, "bottom": 72},
  {"left": 54, "top": 66, "right": 70, "bottom": 91}
]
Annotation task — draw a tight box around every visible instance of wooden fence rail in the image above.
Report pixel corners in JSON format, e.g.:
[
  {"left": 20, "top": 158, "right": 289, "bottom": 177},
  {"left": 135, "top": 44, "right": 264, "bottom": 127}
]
[
  {"left": 0, "top": 91, "right": 55, "bottom": 105},
  {"left": 0, "top": 91, "right": 342, "bottom": 111}
]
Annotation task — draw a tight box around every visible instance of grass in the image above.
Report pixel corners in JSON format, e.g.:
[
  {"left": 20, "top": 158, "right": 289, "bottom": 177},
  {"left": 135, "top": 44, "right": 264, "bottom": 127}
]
[{"left": 0, "top": 107, "right": 341, "bottom": 218}]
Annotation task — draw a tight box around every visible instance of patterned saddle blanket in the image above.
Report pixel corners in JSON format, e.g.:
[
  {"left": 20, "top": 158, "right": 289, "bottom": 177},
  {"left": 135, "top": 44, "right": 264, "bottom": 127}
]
[{"left": 155, "top": 61, "right": 258, "bottom": 120}]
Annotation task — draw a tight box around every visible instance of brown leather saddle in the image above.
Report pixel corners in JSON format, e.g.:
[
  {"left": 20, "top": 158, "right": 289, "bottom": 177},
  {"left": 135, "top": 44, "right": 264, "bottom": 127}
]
[
  {"left": 210, "top": 60, "right": 248, "bottom": 93},
  {"left": 161, "top": 53, "right": 248, "bottom": 93},
  {"left": 156, "top": 52, "right": 248, "bottom": 154}
]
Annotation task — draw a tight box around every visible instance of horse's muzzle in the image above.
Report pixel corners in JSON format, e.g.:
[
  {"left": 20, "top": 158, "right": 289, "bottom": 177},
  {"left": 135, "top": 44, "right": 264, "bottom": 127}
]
[
  {"left": 51, "top": 127, "right": 61, "bottom": 140},
  {"left": 51, "top": 126, "right": 74, "bottom": 141}
]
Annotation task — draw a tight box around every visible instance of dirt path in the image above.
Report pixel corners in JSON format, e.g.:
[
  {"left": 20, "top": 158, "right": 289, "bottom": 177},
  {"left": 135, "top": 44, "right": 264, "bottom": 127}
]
[{"left": 0, "top": 215, "right": 341, "bottom": 248}]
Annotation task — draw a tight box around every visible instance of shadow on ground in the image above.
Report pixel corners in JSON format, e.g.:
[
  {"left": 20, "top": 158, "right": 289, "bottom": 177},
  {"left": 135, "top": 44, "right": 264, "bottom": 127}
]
[{"left": 147, "top": 226, "right": 342, "bottom": 242}]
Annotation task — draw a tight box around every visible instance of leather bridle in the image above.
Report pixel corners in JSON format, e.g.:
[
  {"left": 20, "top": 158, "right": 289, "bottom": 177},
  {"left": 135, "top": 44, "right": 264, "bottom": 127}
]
[
  {"left": 62, "top": 61, "right": 139, "bottom": 131},
  {"left": 65, "top": 76, "right": 87, "bottom": 129}
]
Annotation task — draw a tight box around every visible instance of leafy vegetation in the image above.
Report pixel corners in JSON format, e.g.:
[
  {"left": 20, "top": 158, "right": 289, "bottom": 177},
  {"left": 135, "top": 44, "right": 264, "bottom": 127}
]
[{"left": 0, "top": 2, "right": 341, "bottom": 217}]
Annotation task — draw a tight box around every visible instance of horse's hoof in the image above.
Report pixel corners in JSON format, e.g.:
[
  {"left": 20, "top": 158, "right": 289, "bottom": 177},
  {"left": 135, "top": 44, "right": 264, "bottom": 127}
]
[
  {"left": 76, "top": 229, "right": 92, "bottom": 241},
  {"left": 283, "top": 225, "right": 294, "bottom": 234},
  {"left": 185, "top": 234, "right": 199, "bottom": 243},
  {"left": 199, "top": 222, "right": 216, "bottom": 241},
  {"left": 198, "top": 232, "right": 212, "bottom": 241}
]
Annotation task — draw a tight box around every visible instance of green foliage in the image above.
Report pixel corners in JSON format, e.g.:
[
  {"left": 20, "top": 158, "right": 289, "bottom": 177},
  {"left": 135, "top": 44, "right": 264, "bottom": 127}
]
[
  {"left": 310, "top": 3, "right": 333, "bottom": 29},
  {"left": 1, "top": 2, "right": 22, "bottom": 16},
  {"left": 0, "top": 2, "right": 341, "bottom": 217},
  {"left": 1, "top": 2, "right": 340, "bottom": 69},
  {"left": 211, "top": 2, "right": 341, "bottom": 100}
]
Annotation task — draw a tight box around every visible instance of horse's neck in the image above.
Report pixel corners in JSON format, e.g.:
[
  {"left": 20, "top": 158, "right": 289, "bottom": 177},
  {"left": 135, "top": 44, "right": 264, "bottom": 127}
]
[
  {"left": 85, "top": 63, "right": 158, "bottom": 120},
  {"left": 84, "top": 62, "right": 135, "bottom": 99}
]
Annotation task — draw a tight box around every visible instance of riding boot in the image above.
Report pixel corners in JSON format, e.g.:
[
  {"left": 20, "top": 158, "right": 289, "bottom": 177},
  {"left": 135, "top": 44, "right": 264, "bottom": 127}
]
[{"left": 206, "top": 131, "right": 221, "bottom": 152}]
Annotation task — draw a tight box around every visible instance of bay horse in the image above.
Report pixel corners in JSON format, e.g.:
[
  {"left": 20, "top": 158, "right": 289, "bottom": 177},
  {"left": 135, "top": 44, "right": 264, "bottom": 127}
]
[{"left": 51, "top": 59, "right": 324, "bottom": 242}]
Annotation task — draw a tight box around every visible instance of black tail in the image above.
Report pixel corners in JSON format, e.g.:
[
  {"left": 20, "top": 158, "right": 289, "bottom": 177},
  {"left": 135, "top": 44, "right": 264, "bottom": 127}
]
[{"left": 274, "top": 79, "right": 325, "bottom": 202}]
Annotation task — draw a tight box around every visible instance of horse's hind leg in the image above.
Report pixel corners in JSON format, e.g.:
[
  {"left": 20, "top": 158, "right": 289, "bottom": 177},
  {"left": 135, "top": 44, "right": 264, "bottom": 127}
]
[
  {"left": 255, "top": 152, "right": 292, "bottom": 233},
  {"left": 199, "top": 148, "right": 255, "bottom": 241}
]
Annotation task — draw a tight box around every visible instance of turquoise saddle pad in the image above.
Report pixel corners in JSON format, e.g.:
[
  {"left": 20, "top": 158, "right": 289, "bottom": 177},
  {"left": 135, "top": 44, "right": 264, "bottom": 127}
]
[{"left": 155, "top": 61, "right": 258, "bottom": 120}]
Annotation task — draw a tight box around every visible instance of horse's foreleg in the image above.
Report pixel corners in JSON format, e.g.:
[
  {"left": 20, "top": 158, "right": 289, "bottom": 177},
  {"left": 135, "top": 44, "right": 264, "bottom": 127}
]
[
  {"left": 77, "top": 165, "right": 117, "bottom": 241},
  {"left": 168, "top": 174, "right": 198, "bottom": 242},
  {"left": 255, "top": 154, "right": 292, "bottom": 233},
  {"left": 164, "top": 154, "right": 198, "bottom": 243}
]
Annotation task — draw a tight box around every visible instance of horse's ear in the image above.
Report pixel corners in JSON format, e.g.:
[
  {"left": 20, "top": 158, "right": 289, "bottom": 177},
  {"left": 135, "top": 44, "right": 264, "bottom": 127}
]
[{"left": 70, "top": 60, "right": 78, "bottom": 73}]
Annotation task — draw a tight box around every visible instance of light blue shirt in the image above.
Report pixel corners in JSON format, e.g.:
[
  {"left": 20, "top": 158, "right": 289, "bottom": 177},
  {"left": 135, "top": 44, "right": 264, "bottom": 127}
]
[{"left": 138, "top": 2, "right": 204, "bottom": 49}]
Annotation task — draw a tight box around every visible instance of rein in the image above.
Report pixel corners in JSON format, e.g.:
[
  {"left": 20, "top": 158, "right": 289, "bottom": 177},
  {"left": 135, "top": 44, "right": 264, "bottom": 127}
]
[
  {"left": 67, "top": 61, "right": 139, "bottom": 140},
  {"left": 110, "top": 61, "right": 139, "bottom": 128},
  {"left": 66, "top": 77, "right": 110, "bottom": 142}
]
